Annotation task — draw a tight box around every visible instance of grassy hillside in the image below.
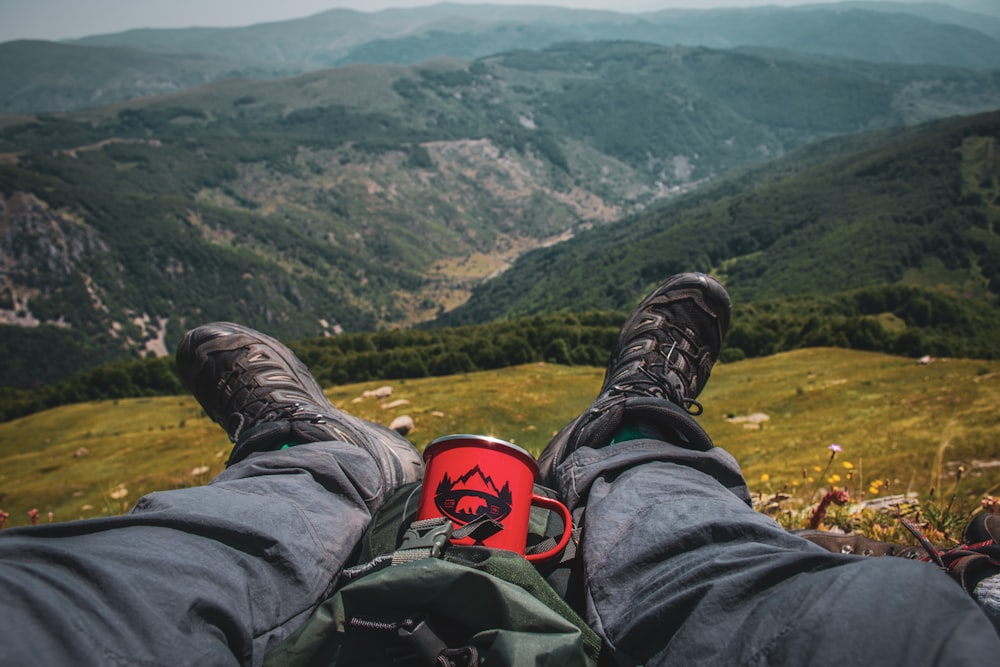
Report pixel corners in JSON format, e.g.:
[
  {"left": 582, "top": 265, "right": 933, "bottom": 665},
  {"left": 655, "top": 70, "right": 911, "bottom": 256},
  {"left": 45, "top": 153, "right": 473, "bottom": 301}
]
[{"left": 2, "top": 349, "right": 997, "bottom": 536}]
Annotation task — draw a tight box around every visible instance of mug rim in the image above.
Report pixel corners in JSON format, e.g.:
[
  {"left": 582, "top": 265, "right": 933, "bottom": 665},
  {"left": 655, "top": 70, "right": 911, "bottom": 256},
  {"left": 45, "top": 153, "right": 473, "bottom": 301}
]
[{"left": 424, "top": 434, "right": 538, "bottom": 474}]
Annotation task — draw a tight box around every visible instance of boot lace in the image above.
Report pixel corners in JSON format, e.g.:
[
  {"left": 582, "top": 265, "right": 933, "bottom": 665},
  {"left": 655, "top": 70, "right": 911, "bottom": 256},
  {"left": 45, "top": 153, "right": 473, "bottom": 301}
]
[{"left": 608, "top": 326, "right": 705, "bottom": 415}]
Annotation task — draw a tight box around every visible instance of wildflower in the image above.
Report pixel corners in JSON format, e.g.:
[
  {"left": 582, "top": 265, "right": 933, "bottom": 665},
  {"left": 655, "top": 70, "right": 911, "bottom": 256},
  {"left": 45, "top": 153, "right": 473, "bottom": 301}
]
[
  {"left": 28, "top": 508, "right": 39, "bottom": 525},
  {"left": 842, "top": 461, "right": 854, "bottom": 470},
  {"left": 191, "top": 465, "right": 210, "bottom": 477},
  {"left": 0, "top": 509, "right": 8, "bottom": 529},
  {"left": 47, "top": 511, "right": 54, "bottom": 523},
  {"left": 808, "top": 489, "right": 850, "bottom": 529},
  {"left": 828, "top": 474, "right": 841, "bottom": 484},
  {"left": 760, "top": 473, "right": 770, "bottom": 482},
  {"left": 109, "top": 485, "right": 128, "bottom": 501},
  {"left": 827, "top": 443, "right": 843, "bottom": 462}
]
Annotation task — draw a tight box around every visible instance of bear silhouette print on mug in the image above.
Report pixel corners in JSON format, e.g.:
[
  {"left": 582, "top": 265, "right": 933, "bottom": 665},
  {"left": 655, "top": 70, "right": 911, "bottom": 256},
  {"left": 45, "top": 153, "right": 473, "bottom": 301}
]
[{"left": 416, "top": 434, "right": 573, "bottom": 563}]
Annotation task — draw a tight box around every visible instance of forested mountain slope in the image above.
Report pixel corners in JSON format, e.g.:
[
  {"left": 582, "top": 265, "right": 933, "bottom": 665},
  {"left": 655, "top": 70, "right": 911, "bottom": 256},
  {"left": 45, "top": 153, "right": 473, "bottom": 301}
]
[
  {"left": 1, "top": 43, "right": 998, "bottom": 387},
  {"left": 441, "top": 110, "right": 1000, "bottom": 360}
]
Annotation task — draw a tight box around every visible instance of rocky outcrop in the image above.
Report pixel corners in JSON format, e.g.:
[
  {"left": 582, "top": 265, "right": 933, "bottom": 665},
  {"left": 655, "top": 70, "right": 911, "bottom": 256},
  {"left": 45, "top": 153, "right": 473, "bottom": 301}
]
[{"left": 0, "top": 192, "right": 107, "bottom": 327}]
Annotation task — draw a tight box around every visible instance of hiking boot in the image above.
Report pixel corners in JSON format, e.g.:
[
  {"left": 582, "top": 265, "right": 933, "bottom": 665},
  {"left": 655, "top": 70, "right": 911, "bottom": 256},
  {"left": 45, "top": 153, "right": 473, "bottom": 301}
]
[
  {"left": 799, "top": 515, "right": 1000, "bottom": 596},
  {"left": 799, "top": 517, "right": 1000, "bottom": 630},
  {"left": 932, "top": 515, "right": 1000, "bottom": 596},
  {"left": 796, "top": 531, "right": 925, "bottom": 558},
  {"left": 176, "top": 322, "right": 422, "bottom": 489},
  {"left": 538, "top": 272, "right": 732, "bottom": 485}
]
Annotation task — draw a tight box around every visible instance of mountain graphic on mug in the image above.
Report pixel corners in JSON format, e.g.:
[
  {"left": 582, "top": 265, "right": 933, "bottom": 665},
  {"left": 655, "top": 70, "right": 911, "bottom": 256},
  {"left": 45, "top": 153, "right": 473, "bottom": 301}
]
[{"left": 434, "top": 465, "right": 514, "bottom": 524}]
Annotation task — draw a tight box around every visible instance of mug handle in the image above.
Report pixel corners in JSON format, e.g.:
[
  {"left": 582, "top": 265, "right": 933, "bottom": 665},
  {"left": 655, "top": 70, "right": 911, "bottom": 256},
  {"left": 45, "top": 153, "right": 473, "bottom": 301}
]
[{"left": 525, "top": 494, "right": 574, "bottom": 563}]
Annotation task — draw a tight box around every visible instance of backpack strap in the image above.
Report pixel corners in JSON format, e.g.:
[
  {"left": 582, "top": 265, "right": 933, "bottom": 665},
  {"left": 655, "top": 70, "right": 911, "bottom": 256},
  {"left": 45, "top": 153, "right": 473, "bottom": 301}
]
[
  {"left": 392, "top": 517, "right": 453, "bottom": 563},
  {"left": 345, "top": 513, "right": 507, "bottom": 580}
]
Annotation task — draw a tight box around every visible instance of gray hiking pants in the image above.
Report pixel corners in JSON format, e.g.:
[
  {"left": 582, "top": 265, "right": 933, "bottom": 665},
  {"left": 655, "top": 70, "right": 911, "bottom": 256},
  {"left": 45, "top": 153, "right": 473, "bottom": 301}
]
[
  {"left": 551, "top": 432, "right": 1000, "bottom": 665},
  {"left": 0, "top": 443, "right": 384, "bottom": 666},
  {"left": 2, "top": 424, "right": 998, "bottom": 666}
]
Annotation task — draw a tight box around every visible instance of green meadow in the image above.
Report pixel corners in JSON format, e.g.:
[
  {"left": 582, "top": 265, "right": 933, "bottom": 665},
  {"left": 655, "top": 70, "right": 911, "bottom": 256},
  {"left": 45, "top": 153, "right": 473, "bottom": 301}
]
[{"left": 2, "top": 348, "right": 998, "bottom": 536}]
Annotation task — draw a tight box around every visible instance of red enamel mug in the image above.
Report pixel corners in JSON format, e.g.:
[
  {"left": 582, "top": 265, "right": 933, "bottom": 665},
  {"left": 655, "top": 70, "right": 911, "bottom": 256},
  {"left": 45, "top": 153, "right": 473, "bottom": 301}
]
[{"left": 416, "top": 434, "right": 573, "bottom": 563}]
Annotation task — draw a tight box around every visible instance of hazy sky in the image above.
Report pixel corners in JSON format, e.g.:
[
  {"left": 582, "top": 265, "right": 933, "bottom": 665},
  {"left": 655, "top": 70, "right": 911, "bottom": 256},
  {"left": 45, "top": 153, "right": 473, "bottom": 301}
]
[{"left": 0, "top": 0, "right": 870, "bottom": 43}]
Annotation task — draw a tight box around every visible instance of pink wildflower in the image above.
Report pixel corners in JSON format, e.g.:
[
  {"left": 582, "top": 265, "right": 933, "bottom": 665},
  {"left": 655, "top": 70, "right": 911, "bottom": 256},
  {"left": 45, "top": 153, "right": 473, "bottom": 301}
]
[
  {"left": 0, "top": 509, "right": 8, "bottom": 529},
  {"left": 28, "top": 508, "right": 39, "bottom": 525}
]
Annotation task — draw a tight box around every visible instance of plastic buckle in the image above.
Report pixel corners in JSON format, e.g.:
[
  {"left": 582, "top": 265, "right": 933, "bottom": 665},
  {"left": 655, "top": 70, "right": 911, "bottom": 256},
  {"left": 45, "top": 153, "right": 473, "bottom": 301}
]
[{"left": 398, "top": 517, "right": 453, "bottom": 558}]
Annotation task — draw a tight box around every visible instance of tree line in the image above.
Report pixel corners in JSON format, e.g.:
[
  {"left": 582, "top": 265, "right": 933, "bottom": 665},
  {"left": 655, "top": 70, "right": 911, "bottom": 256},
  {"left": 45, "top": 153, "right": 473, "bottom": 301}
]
[{"left": 2, "top": 282, "right": 997, "bottom": 424}]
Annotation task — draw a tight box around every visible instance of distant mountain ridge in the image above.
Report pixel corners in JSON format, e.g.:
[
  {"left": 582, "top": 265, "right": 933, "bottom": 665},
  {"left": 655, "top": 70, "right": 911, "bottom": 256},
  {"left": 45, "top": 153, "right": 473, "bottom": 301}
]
[
  {"left": 334, "top": 5, "right": 1000, "bottom": 70},
  {"left": 3, "top": 2, "right": 1000, "bottom": 113},
  {"left": 0, "top": 40, "right": 300, "bottom": 115}
]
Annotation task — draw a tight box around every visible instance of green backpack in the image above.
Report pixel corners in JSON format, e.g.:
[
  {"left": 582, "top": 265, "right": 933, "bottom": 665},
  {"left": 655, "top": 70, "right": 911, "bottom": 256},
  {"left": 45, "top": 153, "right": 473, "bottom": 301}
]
[{"left": 264, "top": 482, "right": 604, "bottom": 667}]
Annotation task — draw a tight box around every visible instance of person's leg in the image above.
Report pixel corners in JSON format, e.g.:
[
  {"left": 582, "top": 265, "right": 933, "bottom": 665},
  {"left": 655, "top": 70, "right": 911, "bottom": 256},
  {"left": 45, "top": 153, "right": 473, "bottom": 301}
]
[
  {"left": 0, "top": 323, "right": 422, "bottom": 667},
  {"left": 557, "top": 440, "right": 998, "bottom": 665},
  {"left": 796, "top": 509, "right": 1000, "bottom": 633},
  {"left": 0, "top": 444, "right": 381, "bottom": 666},
  {"left": 540, "top": 273, "right": 1000, "bottom": 666}
]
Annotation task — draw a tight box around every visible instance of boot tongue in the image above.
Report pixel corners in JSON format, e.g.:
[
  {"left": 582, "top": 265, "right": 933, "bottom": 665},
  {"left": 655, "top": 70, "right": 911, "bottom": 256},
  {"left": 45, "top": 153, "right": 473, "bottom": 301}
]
[{"left": 227, "top": 420, "right": 297, "bottom": 466}]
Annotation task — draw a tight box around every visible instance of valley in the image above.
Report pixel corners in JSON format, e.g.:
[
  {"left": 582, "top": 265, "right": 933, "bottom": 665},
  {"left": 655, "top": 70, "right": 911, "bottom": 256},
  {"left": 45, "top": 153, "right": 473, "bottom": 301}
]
[{"left": 0, "top": 3, "right": 997, "bottom": 396}]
